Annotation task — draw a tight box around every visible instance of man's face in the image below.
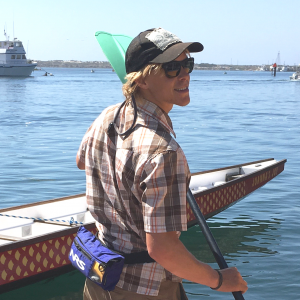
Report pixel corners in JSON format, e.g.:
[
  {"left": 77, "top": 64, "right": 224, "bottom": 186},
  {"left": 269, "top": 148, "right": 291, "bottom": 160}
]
[{"left": 141, "top": 52, "right": 191, "bottom": 113}]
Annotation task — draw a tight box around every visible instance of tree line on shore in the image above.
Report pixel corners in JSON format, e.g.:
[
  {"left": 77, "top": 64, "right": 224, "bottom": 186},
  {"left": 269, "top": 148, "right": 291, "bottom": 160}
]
[{"left": 35, "top": 60, "right": 298, "bottom": 72}]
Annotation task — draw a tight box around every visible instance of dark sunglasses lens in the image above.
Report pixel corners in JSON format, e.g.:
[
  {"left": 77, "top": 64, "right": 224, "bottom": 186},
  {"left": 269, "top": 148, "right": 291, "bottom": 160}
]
[
  {"left": 164, "top": 62, "right": 181, "bottom": 78},
  {"left": 183, "top": 59, "right": 194, "bottom": 74},
  {"left": 166, "top": 69, "right": 179, "bottom": 77},
  {"left": 164, "top": 58, "right": 194, "bottom": 78}
]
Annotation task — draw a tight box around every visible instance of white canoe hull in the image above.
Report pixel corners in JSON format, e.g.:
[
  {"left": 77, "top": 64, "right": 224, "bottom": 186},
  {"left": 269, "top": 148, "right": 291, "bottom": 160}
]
[{"left": 0, "top": 158, "right": 286, "bottom": 292}]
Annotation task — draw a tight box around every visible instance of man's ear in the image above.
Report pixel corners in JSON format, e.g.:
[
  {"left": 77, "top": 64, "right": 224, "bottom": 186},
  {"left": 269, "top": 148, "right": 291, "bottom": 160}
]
[{"left": 135, "top": 77, "right": 149, "bottom": 90}]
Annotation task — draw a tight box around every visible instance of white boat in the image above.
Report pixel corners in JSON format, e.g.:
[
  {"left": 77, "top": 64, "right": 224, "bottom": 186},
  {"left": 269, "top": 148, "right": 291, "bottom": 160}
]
[
  {"left": 256, "top": 65, "right": 267, "bottom": 71},
  {"left": 290, "top": 72, "right": 300, "bottom": 81},
  {"left": 290, "top": 64, "right": 300, "bottom": 81},
  {"left": 0, "top": 33, "right": 37, "bottom": 77},
  {"left": 0, "top": 158, "right": 286, "bottom": 292}
]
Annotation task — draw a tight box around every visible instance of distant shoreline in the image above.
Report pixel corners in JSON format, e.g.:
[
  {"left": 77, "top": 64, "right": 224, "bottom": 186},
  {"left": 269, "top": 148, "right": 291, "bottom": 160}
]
[{"left": 35, "top": 60, "right": 298, "bottom": 72}]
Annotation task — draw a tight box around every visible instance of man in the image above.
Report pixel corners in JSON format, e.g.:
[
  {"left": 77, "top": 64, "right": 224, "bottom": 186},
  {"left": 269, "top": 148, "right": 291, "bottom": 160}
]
[{"left": 77, "top": 28, "right": 248, "bottom": 299}]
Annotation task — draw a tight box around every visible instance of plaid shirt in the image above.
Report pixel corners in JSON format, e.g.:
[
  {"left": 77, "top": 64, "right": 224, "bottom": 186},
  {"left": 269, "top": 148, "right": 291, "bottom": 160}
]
[{"left": 78, "top": 97, "right": 190, "bottom": 296}]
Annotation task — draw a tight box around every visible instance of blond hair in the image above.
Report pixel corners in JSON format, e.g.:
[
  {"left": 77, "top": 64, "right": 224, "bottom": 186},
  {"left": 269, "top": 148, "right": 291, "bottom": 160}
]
[{"left": 122, "top": 64, "right": 162, "bottom": 102}]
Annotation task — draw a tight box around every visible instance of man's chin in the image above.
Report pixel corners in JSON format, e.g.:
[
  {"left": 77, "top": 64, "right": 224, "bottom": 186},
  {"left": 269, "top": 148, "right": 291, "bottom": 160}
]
[{"left": 176, "top": 97, "right": 190, "bottom": 107}]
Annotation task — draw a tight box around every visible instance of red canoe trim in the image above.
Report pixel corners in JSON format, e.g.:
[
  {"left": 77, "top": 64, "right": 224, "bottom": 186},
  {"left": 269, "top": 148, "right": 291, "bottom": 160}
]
[{"left": 0, "top": 227, "right": 97, "bottom": 288}]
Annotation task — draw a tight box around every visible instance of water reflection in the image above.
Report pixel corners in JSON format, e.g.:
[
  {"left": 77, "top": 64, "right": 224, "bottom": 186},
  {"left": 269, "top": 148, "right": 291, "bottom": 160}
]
[
  {"left": 181, "top": 214, "right": 283, "bottom": 299},
  {"left": 0, "top": 77, "right": 29, "bottom": 103},
  {"left": 1, "top": 271, "right": 85, "bottom": 300},
  {"left": 180, "top": 214, "right": 282, "bottom": 264}
]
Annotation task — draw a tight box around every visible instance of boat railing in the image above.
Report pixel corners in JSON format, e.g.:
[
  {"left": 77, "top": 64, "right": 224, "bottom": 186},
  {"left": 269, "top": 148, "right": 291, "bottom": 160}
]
[{"left": 0, "top": 60, "right": 36, "bottom": 66}]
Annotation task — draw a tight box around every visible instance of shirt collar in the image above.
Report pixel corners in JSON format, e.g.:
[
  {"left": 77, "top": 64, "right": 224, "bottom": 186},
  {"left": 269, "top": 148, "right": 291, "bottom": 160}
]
[{"left": 135, "top": 97, "right": 176, "bottom": 138}]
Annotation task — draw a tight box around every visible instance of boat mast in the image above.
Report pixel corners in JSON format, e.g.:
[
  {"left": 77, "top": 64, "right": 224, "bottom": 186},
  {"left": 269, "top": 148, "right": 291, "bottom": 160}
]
[
  {"left": 4, "top": 27, "right": 9, "bottom": 41},
  {"left": 276, "top": 51, "right": 281, "bottom": 66}
]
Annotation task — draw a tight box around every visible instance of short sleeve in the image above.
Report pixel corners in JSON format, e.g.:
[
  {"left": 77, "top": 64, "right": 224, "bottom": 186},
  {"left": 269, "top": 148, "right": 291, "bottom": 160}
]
[
  {"left": 77, "top": 121, "right": 95, "bottom": 164},
  {"left": 140, "top": 149, "right": 190, "bottom": 233}
]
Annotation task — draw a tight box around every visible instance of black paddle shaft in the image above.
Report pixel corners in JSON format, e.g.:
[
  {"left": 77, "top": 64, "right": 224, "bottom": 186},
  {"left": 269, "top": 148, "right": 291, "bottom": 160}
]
[{"left": 186, "top": 189, "right": 245, "bottom": 300}]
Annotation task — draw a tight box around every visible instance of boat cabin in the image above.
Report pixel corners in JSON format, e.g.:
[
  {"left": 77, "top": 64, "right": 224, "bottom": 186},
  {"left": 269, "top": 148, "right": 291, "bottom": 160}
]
[{"left": 0, "top": 39, "right": 27, "bottom": 65}]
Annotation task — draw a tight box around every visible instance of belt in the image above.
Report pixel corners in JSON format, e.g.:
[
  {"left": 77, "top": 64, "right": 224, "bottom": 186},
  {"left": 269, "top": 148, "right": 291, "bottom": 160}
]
[
  {"left": 97, "top": 234, "right": 155, "bottom": 264},
  {"left": 117, "top": 249, "right": 155, "bottom": 264}
]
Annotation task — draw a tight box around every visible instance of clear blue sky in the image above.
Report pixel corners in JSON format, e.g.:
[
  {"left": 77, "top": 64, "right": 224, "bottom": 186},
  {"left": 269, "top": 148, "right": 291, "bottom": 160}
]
[{"left": 2, "top": 0, "right": 300, "bottom": 65}]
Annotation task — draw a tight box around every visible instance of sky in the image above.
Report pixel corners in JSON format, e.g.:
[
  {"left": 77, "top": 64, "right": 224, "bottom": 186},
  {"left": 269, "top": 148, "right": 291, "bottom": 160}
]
[{"left": 2, "top": 0, "right": 300, "bottom": 66}]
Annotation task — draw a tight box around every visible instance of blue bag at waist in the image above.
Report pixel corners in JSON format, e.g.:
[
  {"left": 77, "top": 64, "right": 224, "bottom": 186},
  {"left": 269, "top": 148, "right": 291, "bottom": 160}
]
[{"left": 69, "top": 226, "right": 124, "bottom": 291}]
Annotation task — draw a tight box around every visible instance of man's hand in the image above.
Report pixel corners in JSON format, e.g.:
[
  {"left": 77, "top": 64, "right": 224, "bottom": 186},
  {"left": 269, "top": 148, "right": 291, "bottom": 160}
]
[{"left": 214, "top": 267, "right": 248, "bottom": 294}]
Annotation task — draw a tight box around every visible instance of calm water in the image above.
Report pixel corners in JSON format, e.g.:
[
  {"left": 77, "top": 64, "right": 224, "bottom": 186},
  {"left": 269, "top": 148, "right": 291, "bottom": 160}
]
[{"left": 1, "top": 68, "right": 299, "bottom": 299}]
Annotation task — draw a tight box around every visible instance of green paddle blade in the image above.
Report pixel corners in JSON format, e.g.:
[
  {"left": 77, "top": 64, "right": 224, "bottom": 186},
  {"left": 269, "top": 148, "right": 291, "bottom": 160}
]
[{"left": 95, "top": 31, "right": 133, "bottom": 83}]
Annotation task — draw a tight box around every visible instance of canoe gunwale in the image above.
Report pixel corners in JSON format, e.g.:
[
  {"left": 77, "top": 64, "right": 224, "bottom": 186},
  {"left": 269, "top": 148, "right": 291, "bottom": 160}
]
[
  {"left": 0, "top": 193, "right": 86, "bottom": 214},
  {"left": 191, "top": 158, "right": 276, "bottom": 176}
]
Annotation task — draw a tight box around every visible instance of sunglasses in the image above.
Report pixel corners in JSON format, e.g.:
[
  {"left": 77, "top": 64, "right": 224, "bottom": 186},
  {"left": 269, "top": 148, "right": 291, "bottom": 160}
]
[{"left": 162, "top": 57, "right": 194, "bottom": 78}]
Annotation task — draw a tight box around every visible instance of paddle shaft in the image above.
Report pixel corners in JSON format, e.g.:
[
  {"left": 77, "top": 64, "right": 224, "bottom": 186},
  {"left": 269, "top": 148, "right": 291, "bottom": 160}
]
[{"left": 186, "top": 189, "right": 245, "bottom": 300}]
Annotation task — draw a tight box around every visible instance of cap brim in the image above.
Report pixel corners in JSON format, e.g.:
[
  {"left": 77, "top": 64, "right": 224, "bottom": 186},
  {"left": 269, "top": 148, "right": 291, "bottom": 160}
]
[{"left": 150, "top": 42, "right": 204, "bottom": 64}]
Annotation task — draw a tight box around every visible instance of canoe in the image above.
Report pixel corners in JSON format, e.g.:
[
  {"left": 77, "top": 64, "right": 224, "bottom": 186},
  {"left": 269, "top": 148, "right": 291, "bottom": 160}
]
[{"left": 0, "top": 158, "right": 286, "bottom": 293}]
